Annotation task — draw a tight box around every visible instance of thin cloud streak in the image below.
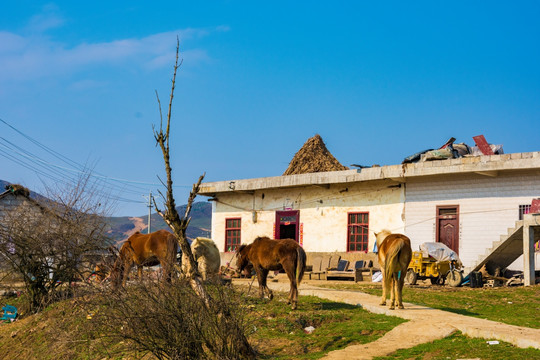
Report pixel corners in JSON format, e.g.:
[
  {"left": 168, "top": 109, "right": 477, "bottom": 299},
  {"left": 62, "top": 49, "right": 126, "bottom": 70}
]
[{"left": 0, "top": 28, "right": 218, "bottom": 83}]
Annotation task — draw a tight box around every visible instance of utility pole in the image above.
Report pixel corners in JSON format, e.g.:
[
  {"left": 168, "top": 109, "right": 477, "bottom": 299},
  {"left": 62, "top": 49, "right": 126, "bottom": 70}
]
[{"left": 143, "top": 191, "right": 153, "bottom": 234}]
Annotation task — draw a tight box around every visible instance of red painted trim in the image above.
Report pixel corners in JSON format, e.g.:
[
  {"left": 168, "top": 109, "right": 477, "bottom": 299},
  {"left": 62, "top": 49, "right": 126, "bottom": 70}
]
[
  {"left": 275, "top": 210, "right": 300, "bottom": 241},
  {"left": 435, "top": 205, "right": 460, "bottom": 254},
  {"left": 224, "top": 217, "right": 241, "bottom": 252},
  {"left": 346, "top": 211, "right": 369, "bottom": 252}
]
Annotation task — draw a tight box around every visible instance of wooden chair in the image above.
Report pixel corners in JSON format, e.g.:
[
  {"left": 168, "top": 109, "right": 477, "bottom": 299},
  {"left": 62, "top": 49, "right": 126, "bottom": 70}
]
[
  {"left": 308, "top": 256, "right": 330, "bottom": 280},
  {"left": 326, "top": 260, "right": 373, "bottom": 282}
]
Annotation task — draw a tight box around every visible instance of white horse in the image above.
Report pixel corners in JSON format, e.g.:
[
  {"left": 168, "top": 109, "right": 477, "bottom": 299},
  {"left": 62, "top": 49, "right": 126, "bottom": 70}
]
[{"left": 181, "top": 237, "right": 221, "bottom": 281}]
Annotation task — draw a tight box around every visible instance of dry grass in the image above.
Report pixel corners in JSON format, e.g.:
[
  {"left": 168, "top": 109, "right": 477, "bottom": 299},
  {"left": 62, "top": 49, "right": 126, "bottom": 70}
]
[{"left": 283, "top": 134, "right": 348, "bottom": 175}]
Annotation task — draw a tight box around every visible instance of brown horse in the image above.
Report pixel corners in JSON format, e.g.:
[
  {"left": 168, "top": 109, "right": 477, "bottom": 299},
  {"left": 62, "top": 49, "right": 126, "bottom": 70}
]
[
  {"left": 236, "top": 236, "right": 306, "bottom": 310},
  {"left": 375, "top": 230, "right": 412, "bottom": 309},
  {"left": 110, "top": 229, "right": 178, "bottom": 288}
]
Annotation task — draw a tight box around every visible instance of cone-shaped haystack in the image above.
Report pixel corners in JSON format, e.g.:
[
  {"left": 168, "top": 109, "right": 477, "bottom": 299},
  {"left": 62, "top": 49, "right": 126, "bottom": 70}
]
[{"left": 283, "top": 134, "right": 348, "bottom": 175}]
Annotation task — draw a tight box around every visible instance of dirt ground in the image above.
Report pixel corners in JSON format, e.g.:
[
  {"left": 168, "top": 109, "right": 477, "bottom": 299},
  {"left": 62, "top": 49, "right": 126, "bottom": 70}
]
[{"left": 233, "top": 276, "right": 540, "bottom": 360}]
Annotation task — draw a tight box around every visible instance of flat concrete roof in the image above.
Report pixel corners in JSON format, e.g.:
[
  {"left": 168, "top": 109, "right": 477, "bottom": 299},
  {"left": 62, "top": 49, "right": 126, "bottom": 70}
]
[{"left": 198, "top": 151, "right": 540, "bottom": 196}]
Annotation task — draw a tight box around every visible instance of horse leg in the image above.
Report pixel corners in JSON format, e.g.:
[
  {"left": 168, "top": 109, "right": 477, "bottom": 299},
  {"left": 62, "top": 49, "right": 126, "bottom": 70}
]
[
  {"left": 389, "top": 273, "right": 397, "bottom": 310},
  {"left": 261, "top": 268, "right": 273, "bottom": 300},
  {"left": 122, "top": 260, "right": 133, "bottom": 287},
  {"left": 396, "top": 270, "right": 406, "bottom": 309},
  {"left": 255, "top": 267, "right": 271, "bottom": 300},
  {"left": 137, "top": 265, "right": 143, "bottom": 280},
  {"left": 380, "top": 268, "right": 389, "bottom": 306},
  {"left": 283, "top": 263, "right": 298, "bottom": 309}
]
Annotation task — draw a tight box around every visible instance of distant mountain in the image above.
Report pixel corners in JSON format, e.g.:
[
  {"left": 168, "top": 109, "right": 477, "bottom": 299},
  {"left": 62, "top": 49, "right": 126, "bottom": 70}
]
[
  {"left": 105, "top": 201, "right": 212, "bottom": 243},
  {"left": 1, "top": 178, "right": 212, "bottom": 244}
]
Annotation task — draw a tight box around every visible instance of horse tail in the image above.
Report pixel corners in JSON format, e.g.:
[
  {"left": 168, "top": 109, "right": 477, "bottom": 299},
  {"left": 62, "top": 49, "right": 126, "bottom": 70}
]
[
  {"left": 384, "top": 237, "right": 409, "bottom": 281},
  {"left": 296, "top": 246, "right": 307, "bottom": 285}
]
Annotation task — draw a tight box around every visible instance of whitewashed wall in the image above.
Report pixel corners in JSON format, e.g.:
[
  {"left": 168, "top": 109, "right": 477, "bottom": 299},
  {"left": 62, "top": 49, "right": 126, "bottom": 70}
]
[
  {"left": 210, "top": 180, "right": 405, "bottom": 254},
  {"left": 404, "top": 171, "right": 540, "bottom": 269}
]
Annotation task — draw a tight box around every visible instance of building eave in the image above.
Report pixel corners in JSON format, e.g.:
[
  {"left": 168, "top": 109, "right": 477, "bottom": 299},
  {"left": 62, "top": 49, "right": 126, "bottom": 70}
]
[{"left": 198, "top": 151, "right": 540, "bottom": 196}]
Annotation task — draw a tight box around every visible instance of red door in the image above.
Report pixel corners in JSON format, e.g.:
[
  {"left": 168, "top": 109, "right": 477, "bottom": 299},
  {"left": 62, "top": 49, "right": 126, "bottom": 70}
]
[
  {"left": 437, "top": 206, "right": 459, "bottom": 254},
  {"left": 275, "top": 211, "right": 299, "bottom": 241}
]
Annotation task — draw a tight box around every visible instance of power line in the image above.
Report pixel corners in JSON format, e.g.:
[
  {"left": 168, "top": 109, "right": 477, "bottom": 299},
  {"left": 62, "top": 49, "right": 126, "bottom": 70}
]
[{"left": 0, "top": 117, "right": 194, "bottom": 207}]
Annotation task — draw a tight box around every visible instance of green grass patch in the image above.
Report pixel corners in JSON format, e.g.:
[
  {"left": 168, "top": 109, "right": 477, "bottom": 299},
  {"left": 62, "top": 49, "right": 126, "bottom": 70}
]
[
  {"left": 319, "top": 283, "right": 540, "bottom": 328},
  {"left": 373, "top": 331, "right": 540, "bottom": 360},
  {"left": 243, "top": 291, "right": 405, "bottom": 359}
]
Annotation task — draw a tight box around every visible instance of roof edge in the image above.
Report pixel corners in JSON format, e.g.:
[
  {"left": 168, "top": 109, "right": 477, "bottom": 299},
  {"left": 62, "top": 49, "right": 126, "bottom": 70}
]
[{"left": 198, "top": 151, "right": 540, "bottom": 195}]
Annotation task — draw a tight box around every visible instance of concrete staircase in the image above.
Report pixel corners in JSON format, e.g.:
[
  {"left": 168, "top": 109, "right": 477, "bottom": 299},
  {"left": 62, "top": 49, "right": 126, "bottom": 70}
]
[{"left": 464, "top": 220, "right": 527, "bottom": 276}]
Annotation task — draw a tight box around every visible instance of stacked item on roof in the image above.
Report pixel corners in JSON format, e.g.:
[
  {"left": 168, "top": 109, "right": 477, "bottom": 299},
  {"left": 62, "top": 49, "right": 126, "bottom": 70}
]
[
  {"left": 283, "top": 134, "right": 348, "bottom": 175},
  {"left": 402, "top": 136, "right": 504, "bottom": 164}
]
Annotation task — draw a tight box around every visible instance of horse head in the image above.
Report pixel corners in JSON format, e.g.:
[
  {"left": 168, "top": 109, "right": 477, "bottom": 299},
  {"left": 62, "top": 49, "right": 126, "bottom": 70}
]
[
  {"left": 235, "top": 244, "right": 247, "bottom": 270},
  {"left": 109, "top": 254, "right": 124, "bottom": 289},
  {"left": 109, "top": 243, "right": 133, "bottom": 289},
  {"left": 235, "top": 244, "right": 254, "bottom": 277}
]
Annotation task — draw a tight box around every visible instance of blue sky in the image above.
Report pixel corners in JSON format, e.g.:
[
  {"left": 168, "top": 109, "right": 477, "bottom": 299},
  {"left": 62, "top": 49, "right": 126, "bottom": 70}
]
[{"left": 1, "top": 1, "right": 539, "bottom": 216}]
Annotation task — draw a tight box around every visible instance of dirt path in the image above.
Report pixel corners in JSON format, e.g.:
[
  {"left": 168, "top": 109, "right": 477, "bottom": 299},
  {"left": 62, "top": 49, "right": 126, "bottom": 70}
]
[{"left": 237, "top": 279, "right": 540, "bottom": 359}]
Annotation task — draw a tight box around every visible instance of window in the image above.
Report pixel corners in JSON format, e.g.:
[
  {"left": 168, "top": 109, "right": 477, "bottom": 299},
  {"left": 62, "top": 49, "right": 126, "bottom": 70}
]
[
  {"left": 519, "top": 204, "right": 531, "bottom": 220},
  {"left": 347, "top": 212, "right": 369, "bottom": 252},
  {"left": 225, "top": 218, "right": 241, "bottom": 252}
]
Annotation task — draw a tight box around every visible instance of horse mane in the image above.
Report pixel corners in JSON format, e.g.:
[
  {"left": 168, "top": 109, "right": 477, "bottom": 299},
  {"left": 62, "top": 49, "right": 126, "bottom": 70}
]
[
  {"left": 253, "top": 236, "right": 270, "bottom": 242},
  {"left": 376, "top": 229, "right": 392, "bottom": 245},
  {"left": 237, "top": 244, "right": 247, "bottom": 253},
  {"left": 194, "top": 237, "right": 218, "bottom": 249}
]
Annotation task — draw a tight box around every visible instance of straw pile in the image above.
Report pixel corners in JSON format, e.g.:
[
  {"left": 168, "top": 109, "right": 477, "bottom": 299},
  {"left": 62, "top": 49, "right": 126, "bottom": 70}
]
[{"left": 283, "top": 134, "right": 348, "bottom": 175}]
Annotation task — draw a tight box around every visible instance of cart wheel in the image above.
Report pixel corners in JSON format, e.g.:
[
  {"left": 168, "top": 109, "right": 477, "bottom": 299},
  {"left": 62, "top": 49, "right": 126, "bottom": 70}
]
[
  {"left": 446, "top": 270, "right": 463, "bottom": 287},
  {"left": 405, "top": 269, "right": 418, "bottom": 285},
  {"left": 436, "top": 276, "right": 445, "bottom": 286},
  {"left": 430, "top": 277, "right": 438, "bottom": 285}
]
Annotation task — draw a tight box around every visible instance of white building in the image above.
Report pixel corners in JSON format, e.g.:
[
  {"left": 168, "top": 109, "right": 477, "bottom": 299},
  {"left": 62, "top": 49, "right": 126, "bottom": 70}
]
[{"left": 198, "top": 151, "right": 540, "bottom": 282}]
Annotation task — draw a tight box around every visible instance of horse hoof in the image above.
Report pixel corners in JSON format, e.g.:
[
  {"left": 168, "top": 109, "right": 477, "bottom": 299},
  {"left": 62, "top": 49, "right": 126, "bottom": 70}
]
[
  {"left": 398, "top": 305, "right": 404, "bottom": 309},
  {"left": 268, "top": 294, "right": 274, "bottom": 300},
  {"left": 380, "top": 301, "right": 386, "bottom": 306},
  {"left": 389, "top": 306, "right": 395, "bottom": 310}
]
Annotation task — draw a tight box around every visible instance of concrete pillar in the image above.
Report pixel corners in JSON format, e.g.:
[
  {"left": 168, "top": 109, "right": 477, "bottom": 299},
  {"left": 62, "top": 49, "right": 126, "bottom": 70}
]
[{"left": 523, "top": 225, "right": 535, "bottom": 286}]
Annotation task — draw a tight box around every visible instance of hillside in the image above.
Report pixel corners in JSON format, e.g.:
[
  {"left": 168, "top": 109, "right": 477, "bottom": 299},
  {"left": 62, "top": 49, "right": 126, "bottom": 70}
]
[
  {"left": 105, "top": 201, "right": 212, "bottom": 242},
  {"left": 1, "top": 178, "right": 211, "bottom": 244}
]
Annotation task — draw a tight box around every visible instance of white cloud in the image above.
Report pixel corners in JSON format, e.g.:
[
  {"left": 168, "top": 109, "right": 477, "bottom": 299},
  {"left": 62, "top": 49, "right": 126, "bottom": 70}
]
[
  {"left": 27, "top": 11, "right": 65, "bottom": 33},
  {"left": 0, "top": 15, "right": 220, "bottom": 84}
]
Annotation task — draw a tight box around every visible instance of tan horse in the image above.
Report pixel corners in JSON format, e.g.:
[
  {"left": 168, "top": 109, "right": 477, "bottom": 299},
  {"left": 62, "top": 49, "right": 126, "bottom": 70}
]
[
  {"left": 375, "top": 230, "right": 412, "bottom": 309},
  {"left": 236, "top": 236, "right": 306, "bottom": 310},
  {"left": 110, "top": 229, "right": 178, "bottom": 288},
  {"left": 181, "top": 237, "right": 221, "bottom": 281}
]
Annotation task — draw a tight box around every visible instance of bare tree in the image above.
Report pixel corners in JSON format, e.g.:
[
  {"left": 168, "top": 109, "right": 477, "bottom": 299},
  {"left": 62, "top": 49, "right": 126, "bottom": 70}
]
[
  {"left": 152, "top": 39, "right": 212, "bottom": 305},
  {"left": 0, "top": 174, "right": 111, "bottom": 312},
  {"left": 152, "top": 38, "right": 255, "bottom": 358}
]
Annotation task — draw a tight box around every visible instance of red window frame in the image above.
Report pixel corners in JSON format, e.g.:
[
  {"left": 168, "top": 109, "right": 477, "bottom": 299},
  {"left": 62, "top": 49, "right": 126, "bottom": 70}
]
[
  {"left": 225, "top": 218, "right": 241, "bottom": 252},
  {"left": 347, "top": 212, "right": 369, "bottom": 252}
]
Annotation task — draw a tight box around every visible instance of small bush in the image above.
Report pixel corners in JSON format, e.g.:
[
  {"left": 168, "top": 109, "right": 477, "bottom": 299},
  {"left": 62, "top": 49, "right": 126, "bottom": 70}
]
[{"left": 85, "top": 278, "right": 253, "bottom": 360}]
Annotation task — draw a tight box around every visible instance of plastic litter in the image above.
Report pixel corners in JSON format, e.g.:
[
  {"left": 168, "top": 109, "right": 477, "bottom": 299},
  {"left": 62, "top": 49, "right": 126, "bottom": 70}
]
[{"left": 372, "top": 271, "right": 382, "bottom": 283}]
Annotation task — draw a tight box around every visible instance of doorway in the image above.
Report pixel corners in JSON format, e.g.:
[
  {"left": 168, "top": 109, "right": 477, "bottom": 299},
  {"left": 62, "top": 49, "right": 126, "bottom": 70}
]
[
  {"left": 275, "top": 210, "right": 299, "bottom": 242},
  {"left": 436, "top": 205, "right": 459, "bottom": 254}
]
